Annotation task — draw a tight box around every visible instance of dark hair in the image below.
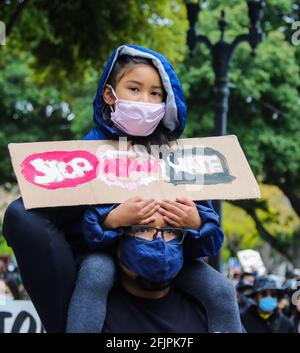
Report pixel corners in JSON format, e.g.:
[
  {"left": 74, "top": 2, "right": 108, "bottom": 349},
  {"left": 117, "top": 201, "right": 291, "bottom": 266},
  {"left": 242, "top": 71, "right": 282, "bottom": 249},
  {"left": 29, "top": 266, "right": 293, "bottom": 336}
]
[
  {"left": 240, "top": 272, "right": 256, "bottom": 280},
  {"left": 103, "top": 55, "right": 176, "bottom": 154}
]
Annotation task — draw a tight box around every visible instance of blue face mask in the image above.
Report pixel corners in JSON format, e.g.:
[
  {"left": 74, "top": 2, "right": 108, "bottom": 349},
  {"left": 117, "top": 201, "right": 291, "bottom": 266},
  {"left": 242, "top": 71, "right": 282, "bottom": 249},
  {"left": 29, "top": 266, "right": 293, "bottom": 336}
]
[
  {"left": 258, "top": 296, "right": 278, "bottom": 313},
  {"left": 119, "top": 235, "right": 184, "bottom": 287},
  {"left": 286, "top": 279, "right": 296, "bottom": 289}
]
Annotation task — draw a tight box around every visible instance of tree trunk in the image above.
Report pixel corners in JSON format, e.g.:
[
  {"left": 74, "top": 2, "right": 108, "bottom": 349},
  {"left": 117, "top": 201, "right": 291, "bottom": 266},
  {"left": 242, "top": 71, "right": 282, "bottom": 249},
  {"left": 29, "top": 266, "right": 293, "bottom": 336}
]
[{"left": 6, "top": 0, "right": 28, "bottom": 37}]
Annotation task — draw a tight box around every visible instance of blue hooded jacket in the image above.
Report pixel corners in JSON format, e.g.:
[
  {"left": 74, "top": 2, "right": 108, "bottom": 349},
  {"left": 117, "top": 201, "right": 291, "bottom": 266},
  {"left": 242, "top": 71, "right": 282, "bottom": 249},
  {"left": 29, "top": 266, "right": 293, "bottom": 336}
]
[{"left": 81, "top": 44, "right": 224, "bottom": 258}]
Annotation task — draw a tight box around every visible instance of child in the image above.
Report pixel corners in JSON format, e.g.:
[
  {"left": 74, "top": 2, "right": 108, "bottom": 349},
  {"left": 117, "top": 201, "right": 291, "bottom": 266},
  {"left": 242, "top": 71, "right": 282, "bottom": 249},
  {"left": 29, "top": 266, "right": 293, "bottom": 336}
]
[{"left": 66, "top": 44, "right": 242, "bottom": 333}]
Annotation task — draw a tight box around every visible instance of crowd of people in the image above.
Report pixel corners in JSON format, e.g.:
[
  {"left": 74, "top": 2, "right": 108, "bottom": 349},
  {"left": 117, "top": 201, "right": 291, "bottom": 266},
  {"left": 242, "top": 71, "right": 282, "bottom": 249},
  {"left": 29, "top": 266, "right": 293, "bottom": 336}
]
[
  {"left": 231, "top": 269, "right": 300, "bottom": 333},
  {"left": 0, "top": 255, "right": 29, "bottom": 302}
]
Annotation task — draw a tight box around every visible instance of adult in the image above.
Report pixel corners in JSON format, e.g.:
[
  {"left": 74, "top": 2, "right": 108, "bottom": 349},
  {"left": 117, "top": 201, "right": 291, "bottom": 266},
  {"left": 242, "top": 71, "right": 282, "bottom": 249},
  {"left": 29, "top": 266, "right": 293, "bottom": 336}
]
[
  {"left": 241, "top": 277, "right": 294, "bottom": 333},
  {"left": 100, "top": 212, "right": 208, "bottom": 332}
]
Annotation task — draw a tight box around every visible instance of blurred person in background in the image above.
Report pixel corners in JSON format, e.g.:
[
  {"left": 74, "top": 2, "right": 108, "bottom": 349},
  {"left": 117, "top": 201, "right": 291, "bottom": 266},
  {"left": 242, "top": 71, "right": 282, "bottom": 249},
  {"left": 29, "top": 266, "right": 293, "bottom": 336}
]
[
  {"left": 278, "top": 292, "right": 293, "bottom": 319},
  {"left": 284, "top": 271, "right": 298, "bottom": 291},
  {"left": 0, "top": 256, "right": 28, "bottom": 300},
  {"left": 6, "top": 263, "right": 30, "bottom": 300},
  {"left": 240, "top": 272, "right": 256, "bottom": 286},
  {"left": 290, "top": 293, "right": 300, "bottom": 333},
  {"left": 0, "top": 277, "right": 14, "bottom": 304},
  {"left": 0, "top": 270, "right": 21, "bottom": 300},
  {"left": 229, "top": 271, "right": 241, "bottom": 287},
  {"left": 4, "top": 272, "right": 21, "bottom": 300},
  {"left": 0, "top": 256, "right": 10, "bottom": 273},
  {"left": 236, "top": 280, "right": 255, "bottom": 315},
  {"left": 241, "top": 277, "right": 294, "bottom": 333}
]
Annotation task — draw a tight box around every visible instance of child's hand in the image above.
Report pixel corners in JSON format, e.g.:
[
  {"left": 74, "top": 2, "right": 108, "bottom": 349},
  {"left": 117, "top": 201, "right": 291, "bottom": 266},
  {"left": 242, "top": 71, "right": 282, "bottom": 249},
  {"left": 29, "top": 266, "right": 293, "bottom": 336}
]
[
  {"left": 157, "top": 197, "right": 201, "bottom": 229},
  {"left": 103, "top": 196, "right": 160, "bottom": 229}
]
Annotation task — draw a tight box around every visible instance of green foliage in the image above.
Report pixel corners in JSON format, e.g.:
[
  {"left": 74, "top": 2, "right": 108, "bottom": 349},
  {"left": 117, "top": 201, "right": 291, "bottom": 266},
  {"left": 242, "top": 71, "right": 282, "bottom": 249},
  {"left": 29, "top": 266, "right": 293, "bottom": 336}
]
[
  {"left": 2, "top": 0, "right": 188, "bottom": 85},
  {"left": 222, "top": 184, "right": 300, "bottom": 262},
  {"left": 0, "top": 49, "right": 74, "bottom": 184},
  {"left": 178, "top": 0, "right": 300, "bottom": 262},
  {"left": 179, "top": 0, "right": 300, "bottom": 197},
  {"left": 223, "top": 200, "right": 262, "bottom": 256},
  {"left": 256, "top": 185, "right": 300, "bottom": 246},
  {"left": 0, "top": 236, "right": 13, "bottom": 256},
  {"left": 0, "top": 187, "right": 19, "bottom": 256}
]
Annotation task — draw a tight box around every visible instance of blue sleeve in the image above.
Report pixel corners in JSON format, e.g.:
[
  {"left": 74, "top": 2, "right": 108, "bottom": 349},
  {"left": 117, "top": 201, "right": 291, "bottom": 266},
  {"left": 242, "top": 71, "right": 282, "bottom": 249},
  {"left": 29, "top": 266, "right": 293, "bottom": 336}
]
[
  {"left": 82, "top": 204, "right": 124, "bottom": 251},
  {"left": 82, "top": 127, "right": 106, "bottom": 140},
  {"left": 183, "top": 200, "right": 224, "bottom": 259}
]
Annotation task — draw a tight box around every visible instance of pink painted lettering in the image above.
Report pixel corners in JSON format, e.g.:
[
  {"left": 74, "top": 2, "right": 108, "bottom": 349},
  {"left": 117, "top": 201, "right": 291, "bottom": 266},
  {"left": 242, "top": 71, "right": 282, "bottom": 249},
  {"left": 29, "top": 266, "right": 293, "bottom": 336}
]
[
  {"left": 101, "top": 157, "right": 159, "bottom": 177},
  {"left": 21, "top": 151, "right": 99, "bottom": 189}
]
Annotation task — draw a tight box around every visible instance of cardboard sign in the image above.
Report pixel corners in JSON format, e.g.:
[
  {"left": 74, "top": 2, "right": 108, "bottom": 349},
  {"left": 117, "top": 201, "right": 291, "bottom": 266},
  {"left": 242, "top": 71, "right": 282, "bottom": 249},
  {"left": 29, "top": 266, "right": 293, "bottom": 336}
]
[
  {"left": 8, "top": 135, "right": 261, "bottom": 209},
  {"left": 237, "top": 249, "right": 266, "bottom": 277},
  {"left": 0, "top": 300, "right": 44, "bottom": 333}
]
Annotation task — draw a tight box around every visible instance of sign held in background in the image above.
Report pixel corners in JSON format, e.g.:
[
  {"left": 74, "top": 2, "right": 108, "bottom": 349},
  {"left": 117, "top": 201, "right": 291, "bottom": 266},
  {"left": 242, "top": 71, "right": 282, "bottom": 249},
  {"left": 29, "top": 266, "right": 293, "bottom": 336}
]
[{"left": 237, "top": 249, "right": 266, "bottom": 277}]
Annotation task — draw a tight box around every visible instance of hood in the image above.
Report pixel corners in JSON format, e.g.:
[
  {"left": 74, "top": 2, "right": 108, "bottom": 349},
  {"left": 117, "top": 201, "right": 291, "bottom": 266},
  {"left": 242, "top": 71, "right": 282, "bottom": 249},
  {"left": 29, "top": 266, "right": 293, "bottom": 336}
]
[
  {"left": 249, "top": 277, "right": 284, "bottom": 297},
  {"left": 84, "top": 44, "right": 186, "bottom": 140}
]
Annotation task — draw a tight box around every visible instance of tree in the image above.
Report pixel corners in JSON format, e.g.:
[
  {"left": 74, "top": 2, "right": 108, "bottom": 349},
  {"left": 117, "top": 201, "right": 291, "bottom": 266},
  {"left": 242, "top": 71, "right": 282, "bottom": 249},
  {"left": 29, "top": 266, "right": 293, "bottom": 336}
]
[
  {"left": 178, "top": 0, "right": 300, "bottom": 265},
  {"left": 1, "top": 0, "right": 188, "bottom": 83},
  {"left": 223, "top": 185, "right": 300, "bottom": 267}
]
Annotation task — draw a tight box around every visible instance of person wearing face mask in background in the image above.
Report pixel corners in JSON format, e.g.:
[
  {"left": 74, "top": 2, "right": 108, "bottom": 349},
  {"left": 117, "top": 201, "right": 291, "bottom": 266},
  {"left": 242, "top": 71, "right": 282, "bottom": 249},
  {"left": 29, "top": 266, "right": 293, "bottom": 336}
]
[
  {"left": 284, "top": 271, "right": 298, "bottom": 292},
  {"left": 241, "top": 277, "right": 294, "bottom": 333},
  {"left": 280, "top": 271, "right": 300, "bottom": 320}
]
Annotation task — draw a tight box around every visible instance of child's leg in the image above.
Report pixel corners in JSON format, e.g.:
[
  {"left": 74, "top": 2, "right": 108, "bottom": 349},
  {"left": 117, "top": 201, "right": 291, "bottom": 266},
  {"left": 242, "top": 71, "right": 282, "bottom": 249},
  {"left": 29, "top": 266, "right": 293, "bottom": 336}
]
[
  {"left": 66, "top": 253, "right": 116, "bottom": 333},
  {"left": 174, "top": 258, "right": 243, "bottom": 333}
]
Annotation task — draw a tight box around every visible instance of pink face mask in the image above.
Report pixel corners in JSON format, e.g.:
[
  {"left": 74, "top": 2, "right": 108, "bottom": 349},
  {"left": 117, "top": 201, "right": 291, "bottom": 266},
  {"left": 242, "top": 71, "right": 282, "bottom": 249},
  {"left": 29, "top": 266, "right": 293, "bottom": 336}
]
[{"left": 107, "top": 85, "right": 166, "bottom": 136}]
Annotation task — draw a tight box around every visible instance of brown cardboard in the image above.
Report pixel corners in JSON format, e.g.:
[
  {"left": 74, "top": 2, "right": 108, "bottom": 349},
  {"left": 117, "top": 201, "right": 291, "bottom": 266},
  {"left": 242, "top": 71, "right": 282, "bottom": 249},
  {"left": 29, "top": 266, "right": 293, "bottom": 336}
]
[{"left": 8, "top": 135, "right": 261, "bottom": 209}]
